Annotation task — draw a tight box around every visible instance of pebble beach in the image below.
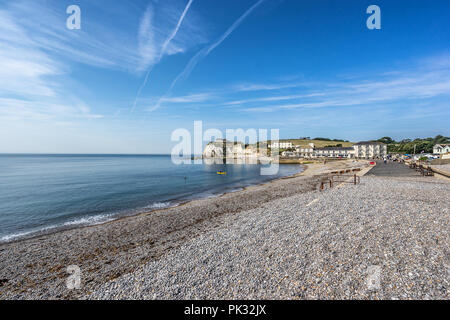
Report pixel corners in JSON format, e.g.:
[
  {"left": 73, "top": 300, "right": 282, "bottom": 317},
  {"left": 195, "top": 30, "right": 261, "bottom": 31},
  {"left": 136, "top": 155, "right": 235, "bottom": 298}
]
[{"left": 1, "top": 160, "right": 448, "bottom": 300}]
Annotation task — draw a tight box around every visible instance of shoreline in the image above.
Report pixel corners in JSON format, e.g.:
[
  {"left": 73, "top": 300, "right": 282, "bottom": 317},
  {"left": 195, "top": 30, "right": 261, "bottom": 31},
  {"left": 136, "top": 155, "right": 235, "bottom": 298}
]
[
  {"left": 0, "top": 160, "right": 369, "bottom": 299},
  {"left": 0, "top": 164, "right": 305, "bottom": 245},
  {"left": 89, "top": 169, "right": 449, "bottom": 300}
]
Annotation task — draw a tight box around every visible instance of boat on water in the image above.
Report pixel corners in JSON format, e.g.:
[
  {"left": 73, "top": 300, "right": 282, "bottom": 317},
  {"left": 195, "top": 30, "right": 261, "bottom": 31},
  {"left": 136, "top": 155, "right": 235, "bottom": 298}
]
[{"left": 217, "top": 171, "right": 227, "bottom": 175}]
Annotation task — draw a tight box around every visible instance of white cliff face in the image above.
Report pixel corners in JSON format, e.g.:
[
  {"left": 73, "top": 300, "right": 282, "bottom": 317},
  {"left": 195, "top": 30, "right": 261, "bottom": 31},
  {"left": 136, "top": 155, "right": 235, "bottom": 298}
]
[
  {"left": 203, "top": 143, "right": 224, "bottom": 158},
  {"left": 203, "top": 141, "right": 258, "bottom": 158}
]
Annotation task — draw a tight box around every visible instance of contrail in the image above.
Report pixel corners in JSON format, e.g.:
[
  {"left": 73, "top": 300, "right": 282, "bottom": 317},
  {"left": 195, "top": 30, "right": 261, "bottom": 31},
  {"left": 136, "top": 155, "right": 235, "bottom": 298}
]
[
  {"left": 131, "top": 0, "right": 194, "bottom": 112},
  {"left": 149, "top": 0, "right": 265, "bottom": 112}
]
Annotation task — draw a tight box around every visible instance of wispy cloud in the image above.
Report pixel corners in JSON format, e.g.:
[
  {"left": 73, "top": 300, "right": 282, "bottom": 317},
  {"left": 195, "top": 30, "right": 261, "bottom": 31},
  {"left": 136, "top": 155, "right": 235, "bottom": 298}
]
[
  {"left": 149, "top": 0, "right": 266, "bottom": 112},
  {"left": 234, "top": 82, "right": 310, "bottom": 92},
  {"left": 0, "top": 9, "right": 62, "bottom": 98},
  {"left": 0, "top": 98, "right": 103, "bottom": 122},
  {"left": 0, "top": 2, "right": 102, "bottom": 122},
  {"left": 145, "top": 54, "right": 450, "bottom": 117},
  {"left": 237, "top": 65, "right": 450, "bottom": 112},
  {"left": 0, "top": 0, "right": 208, "bottom": 122},
  {"left": 223, "top": 93, "right": 325, "bottom": 106},
  {"left": 132, "top": 0, "right": 195, "bottom": 112},
  {"left": 3, "top": 0, "right": 205, "bottom": 73},
  {"left": 160, "top": 93, "right": 214, "bottom": 103}
]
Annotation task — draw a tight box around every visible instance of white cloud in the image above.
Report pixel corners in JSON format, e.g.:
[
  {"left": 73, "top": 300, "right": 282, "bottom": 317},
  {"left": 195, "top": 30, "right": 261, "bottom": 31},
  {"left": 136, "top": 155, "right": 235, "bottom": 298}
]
[
  {"left": 0, "top": 98, "right": 103, "bottom": 122},
  {"left": 3, "top": 0, "right": 205, "bottom": 74},
  {"left": 223, "top": 93, "right": 324, "bottom": 106},
  {"left": 150, "top": 0, "right": 266, "bottom": 112},
  {"left": 0, "top": 9, "right": 63, "bottom": 98},
  {"left": 0, "top": 5, "right": 102, "bottom": 123},
  {"left": 0, "top": 0, "right": 209, "bottom": 125},
  {"left": 237, "top": 65, "right": 450, "bottom": 112},
  {"left": 160, "top": 93, "right": 214, "bottom": 103},
  {"left": 234, "top": 82, "right": 309, "bottom": 92},
  {"left": 132, "top": 0, "right": 195, "bottom": 111}
]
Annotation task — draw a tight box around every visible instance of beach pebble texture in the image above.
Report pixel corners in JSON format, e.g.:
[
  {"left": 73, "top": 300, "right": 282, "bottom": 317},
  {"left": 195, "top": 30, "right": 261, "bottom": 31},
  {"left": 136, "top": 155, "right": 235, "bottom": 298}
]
[
  {"left": 1, "top": 162, "right": 335, "bottom": 299},
  {"left": 87, "top": 175, "right": 449, "bottom": 300},
  {"left": 1, "top": 160, "right": 448, "bottom": 300}
]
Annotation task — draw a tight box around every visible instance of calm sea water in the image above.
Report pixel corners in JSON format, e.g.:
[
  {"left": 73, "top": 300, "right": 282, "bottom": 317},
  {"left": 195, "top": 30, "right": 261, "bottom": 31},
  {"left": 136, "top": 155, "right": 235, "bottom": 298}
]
[{"left": 0, "top": 154, "right": 302, "bottom": 242}]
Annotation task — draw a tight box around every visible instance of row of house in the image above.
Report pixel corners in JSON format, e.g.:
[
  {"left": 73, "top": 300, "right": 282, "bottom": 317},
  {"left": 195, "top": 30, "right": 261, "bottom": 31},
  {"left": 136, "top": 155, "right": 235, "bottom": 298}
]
[
  {"left": 284, "top": 141, "right": 388, "bottom": 159},
  {"left": 268, "top": 141, "right": 294, "bottom": 149},
  {"left": 204, "top": 139, "right": 449, "bottom": 160},
  {"left": 203, "top": 139, "right": 388, "bottom": 159}
]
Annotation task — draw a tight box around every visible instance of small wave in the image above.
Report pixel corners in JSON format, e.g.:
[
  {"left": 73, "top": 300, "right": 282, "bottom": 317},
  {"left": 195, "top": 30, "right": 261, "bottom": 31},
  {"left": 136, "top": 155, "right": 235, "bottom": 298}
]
[
  {"left": 62, "top": 214, "right": 116, "bottom": 227},
  {"left": 0, "top": 214, "right": 116, "bottom": 243},
  {"left": 144, "top": 201, "right": 173, "bottom": 210},
  {"left": 0, "top": 230, "right": 38, "bottom": 242},
  {"left": 0, "top": 168, "right": 303, "bottom": 243}
]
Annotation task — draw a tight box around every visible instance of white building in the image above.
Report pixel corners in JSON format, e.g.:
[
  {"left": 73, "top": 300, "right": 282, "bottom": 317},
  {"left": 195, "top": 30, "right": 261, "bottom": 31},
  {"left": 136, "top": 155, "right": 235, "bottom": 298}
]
[
  {"left": 269, "top": 141, "right": 293, "bottom": 149},
  {"left": 312, "top": 147, "right": 355, "bottom": 158},
  {"left": 353, "top": 141, "right": 387, "bottom": 159},
  {"left": 295, "top": 143, "right": 315, "bottom": 157},
  {"left": 433, "top": 144, "right": 450, "bottom": 155},
  {"left": 293, "top": 142, "right": 355, "bottom": 158}
]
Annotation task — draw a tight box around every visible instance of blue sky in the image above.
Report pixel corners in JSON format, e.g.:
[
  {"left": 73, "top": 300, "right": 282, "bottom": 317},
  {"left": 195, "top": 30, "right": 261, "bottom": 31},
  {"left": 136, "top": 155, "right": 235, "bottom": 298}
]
[{"left": 0, "top": 0, "right": 449, "bottom": 153}]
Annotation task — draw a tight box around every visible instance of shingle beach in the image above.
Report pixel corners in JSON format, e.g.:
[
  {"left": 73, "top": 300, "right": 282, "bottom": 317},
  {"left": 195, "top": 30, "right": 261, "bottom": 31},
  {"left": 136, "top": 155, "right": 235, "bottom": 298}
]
[{"left": 1, "top": 160, "right": 448, "bottom": 300}]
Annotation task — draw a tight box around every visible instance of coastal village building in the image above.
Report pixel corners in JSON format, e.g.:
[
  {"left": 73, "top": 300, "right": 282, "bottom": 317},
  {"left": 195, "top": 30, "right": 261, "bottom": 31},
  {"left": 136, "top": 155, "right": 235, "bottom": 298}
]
[
  {"left": 313, "top": 146, "right": 355, "bottom": 158},
  {"left": 269, "top": 141, "right": 293, "bottom": 149},
  {"left": 204, "top": 139, "right": 387, "bottom": 159},
  {"left": 294, "top": 141, "right": 387, "bottom": 159},
  {"left": 433, "top": 144, "right": 450, "bottom": 155},
  {"left": 296, "top": 143, "right": 315, "bottom": 157},
  {"left": 353, "top": 141, "right": 387, "bottom": 159},
  {"left": 293, "top": 143, "right": 355, "bottom": 158}
]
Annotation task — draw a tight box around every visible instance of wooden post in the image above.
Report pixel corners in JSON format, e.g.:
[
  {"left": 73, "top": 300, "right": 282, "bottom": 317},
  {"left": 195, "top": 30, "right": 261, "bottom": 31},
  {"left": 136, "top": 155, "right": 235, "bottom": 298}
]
[{"left": 354, "top": 174, "right": 356, "bottom": 185}]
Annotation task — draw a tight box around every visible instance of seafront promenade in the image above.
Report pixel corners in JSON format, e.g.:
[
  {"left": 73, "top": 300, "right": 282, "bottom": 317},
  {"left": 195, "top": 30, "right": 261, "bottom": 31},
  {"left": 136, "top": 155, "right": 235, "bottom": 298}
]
[
  {"left": 368, "top": 160, "right": 421, "bottom": 177},
  {"left": 1, "top": 160, "right": 448, "bottom": 299}
]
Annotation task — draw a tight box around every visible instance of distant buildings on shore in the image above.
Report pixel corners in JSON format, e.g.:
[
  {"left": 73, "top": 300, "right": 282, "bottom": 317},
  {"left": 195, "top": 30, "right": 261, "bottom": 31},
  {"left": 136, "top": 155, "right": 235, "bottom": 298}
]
[
  {"left": 433, "top": 144, "right": 450, "bottom": 155},
  {"left": 203, "top": 139, "right": 388, "bottom": 160},
  {"left": 268, "top": 141, "right": 293, "bottom": 149},
  {"left": 353, "top": 141, "right": 388, "bottom": 159},
  {"left": 289, "top": 141, "right": 387, "bottom": 159}
]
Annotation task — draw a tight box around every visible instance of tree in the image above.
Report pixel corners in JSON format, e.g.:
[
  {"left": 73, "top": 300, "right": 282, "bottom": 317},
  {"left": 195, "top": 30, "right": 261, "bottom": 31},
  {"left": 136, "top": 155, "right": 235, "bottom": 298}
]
[
  {"left": 433, "top": 135, "right": 449, "bottom": 144},
  {"left": 313, "top": 137, "right": 331, "bottom": 141},
  {"left": 377, "top": 137, "right": 394, "bottom": 144}
]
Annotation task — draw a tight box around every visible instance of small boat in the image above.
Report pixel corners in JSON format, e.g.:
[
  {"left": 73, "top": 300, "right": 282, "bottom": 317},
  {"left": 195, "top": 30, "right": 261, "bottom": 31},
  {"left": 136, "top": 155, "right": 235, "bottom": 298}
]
[{"left": 217, "top": 171, "right": 227, "bottom": 175}]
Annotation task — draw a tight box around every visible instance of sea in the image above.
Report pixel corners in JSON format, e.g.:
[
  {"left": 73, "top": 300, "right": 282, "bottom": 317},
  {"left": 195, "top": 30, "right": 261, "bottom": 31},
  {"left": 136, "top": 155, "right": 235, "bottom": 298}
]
[{"left": 0, "top": 154, "right": 302, "bottom": 242}]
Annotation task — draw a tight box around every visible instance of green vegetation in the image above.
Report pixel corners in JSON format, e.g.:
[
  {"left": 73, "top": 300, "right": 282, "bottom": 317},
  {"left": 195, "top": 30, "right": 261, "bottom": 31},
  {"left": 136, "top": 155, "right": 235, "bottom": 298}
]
[
  {"left": 324, "top": 143, "right": 343, "bottom": 148},
  {"left": 376, "top": 135, "right": 449, "bottom": 154},
  {"left": 313, "top": 137, "right": 350, "bottom": 142}
]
